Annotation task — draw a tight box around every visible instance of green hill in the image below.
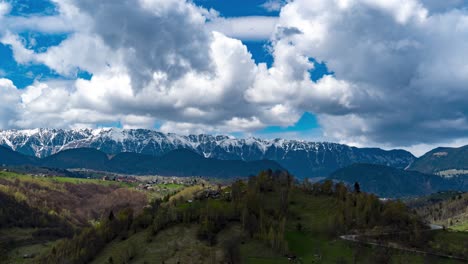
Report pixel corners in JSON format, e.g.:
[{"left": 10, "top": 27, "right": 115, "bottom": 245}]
[
  {"left": 408, "top": 145, "right": 468, "bottom": 175},
  {"left": 328, "top": 163, "right": 465, "bottom": 198}
]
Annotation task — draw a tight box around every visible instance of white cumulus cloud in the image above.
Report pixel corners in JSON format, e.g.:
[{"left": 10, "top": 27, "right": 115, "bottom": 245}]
[{"left": 207, "top": 16, "right": 278, "bottom": 41}]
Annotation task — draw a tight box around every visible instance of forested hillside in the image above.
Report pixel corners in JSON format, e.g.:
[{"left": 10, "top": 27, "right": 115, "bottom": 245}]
[
  {"left": 0, "top": 171, "right": 148, "bottom": 262},
  {"left": 410, "top": 192, "right": 468, "bottom": 231},
  {"left": 30, "top": 171, "right": 468, "bottom": 263}
]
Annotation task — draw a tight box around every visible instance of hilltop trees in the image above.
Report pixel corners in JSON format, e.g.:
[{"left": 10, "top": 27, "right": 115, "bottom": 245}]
[
  {"left": 354, "top": 182, "right": 361, "bottom": 193},
  {"left": 300, "top": 180, "right": 424, "bottom": 234},
  {"left": 147, "top": 169, "right": 294, "bottom": 254}
]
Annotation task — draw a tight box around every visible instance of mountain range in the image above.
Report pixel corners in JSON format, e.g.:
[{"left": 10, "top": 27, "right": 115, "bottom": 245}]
[
  {"left": 0, "top": 128, "right": 415, "bottom": 178},
  {"left": 0, "top": 146, "right": 283, "bottom": 178},
  {"left": 1, "top": 128, "right": 468, "bottom": 197}
]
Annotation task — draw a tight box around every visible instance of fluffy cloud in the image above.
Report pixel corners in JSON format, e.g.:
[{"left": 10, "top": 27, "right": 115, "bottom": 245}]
[
  {"left": 1, "top": 15, "right": 275, "bottom": 133},
  {"left": 253, "top": 0, "right": 468, "bottom": 147},
  {"left": 0, "top": 79, "right": 20, "bottom": 128},
  {"left": 261, "top": 0, "right": 286, "bottom": 12},
  {"left": 0, "top": 0, "right": 87, "bottom": 34},
  {"left": 1, "top": 32, "right": 119, "bottom": 77},
  {"left": 0, "top": 2, "right": 10, "bottom": 16},
  {"left": 207, "top": 16, "right": 278, "bottom": 41},
  {"left": 0, "top": 0, "right": 467, "bottom": 154},
  {"left": 3, "top": 0, "right": 293, "bottom": 133},
  {"left": 73, "top": 0, "right": 214, "bottom": 91}
]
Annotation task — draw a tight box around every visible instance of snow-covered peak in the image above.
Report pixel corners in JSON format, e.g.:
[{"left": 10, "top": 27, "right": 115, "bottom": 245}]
[
  {"left": 0, "top": 128, "right": 415, "bottom": 178},
  {"left": 0, "top": 128, "right": 332, "bottom": 157}
]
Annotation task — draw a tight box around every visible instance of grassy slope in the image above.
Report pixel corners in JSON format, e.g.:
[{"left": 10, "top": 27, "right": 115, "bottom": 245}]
[
  {"left": 449, "top": 217, "right": 468, "bottom": 231},
  {"left": 156, "top": 183, "right": 184, "bottom": 189},
  {"left": 1, "top": 228, "right": 59, "bottom": 264},
  {"left": 451, "top": 222, "right": 468, "bottom": 232},
  {"left": 428, "top": 231, "right": 468, "bottom": 258},
  {"left": 91, "top": 224, "right": 248, "bottom": 264},
  {"left": 92, "top": 223, "right": 284, "bottom": 264},
  {"left": 286, "top": 192, "right": 354, "bottom": 263},
  {"left": 142, "top": 183, "right": 187, "bottom": 202},
  {"left": 241, "top": 241, "right": 286, "bottom": 264},
  {"left": 0, "top": 170, "right": 137, "bottom": 188},
  {"left": 0, "top": 228, "right": 58, "bottom": 264},
  {"left": 168, "top": 185, "right": 206, "bottom": 202}
]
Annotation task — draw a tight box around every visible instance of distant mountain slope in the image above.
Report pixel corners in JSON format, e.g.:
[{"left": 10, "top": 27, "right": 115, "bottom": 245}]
[
  {"left": 0, "top": 146, "right": 38, "bottom": 166},
  {"left": 328, "top": 163, "right": 467, "bottom": 198},
  {"left": 41, "top": 148, "right": 111, "bottom": 171},
  {"left": 408, "top": 145, "right": 468, "bottom": 175},
  {"left": 0, "top": 128, "right": 415, "bottom": 178},
  {"left": 110, "top": 149, "right": 284, "bottom": 177},
  {"left": 0, "top": 148, "right": 284, "bottom": 178}
]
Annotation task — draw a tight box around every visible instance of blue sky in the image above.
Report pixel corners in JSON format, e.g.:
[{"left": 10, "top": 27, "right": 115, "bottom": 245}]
[
  {"left": 7, "top": 0, "right": 57, "bottom": 16},
  {"left": 194, "top": 0, "right": 281, "bottom": 17},
  {"left": 0, "top": 0, "right": 62, "bottom": 87},
  {"left": 0, "top": 33, "right": 65, "bottom": 88}
]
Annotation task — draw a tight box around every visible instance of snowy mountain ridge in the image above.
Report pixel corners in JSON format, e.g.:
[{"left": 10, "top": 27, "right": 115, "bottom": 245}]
[{"left": 0, "top": 128, "right": 416, "bottom": 178}]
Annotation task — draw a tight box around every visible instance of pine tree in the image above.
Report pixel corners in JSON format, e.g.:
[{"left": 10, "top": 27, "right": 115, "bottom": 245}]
[{"left": 354, "top": 182, "right": 361, "bottom": 193}]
